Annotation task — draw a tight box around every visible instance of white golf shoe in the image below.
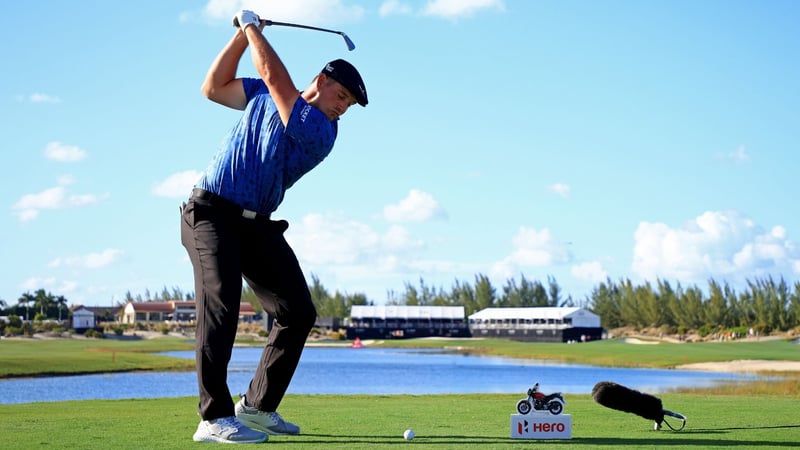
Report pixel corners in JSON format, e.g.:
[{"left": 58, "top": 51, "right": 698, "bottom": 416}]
[
  {"left": 193, "top": 416, "right": 268, "bottom": 444},
  {"left": 235, "top": 396, "right": 301, "bottom": 435}
]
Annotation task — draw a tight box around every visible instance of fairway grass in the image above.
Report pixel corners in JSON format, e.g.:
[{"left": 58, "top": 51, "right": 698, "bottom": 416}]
[
  {"left": 1, "top": 393, "right": 799, "bottom": 449},
  {"left": 0, "top": 337, "right": 195, "bottom": 378},
  {"left": 2, "top": 337, "right": 799, "bottom": 448}
]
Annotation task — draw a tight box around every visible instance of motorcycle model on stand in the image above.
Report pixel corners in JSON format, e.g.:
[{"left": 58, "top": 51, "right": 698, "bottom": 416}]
[{"left": 516, "top": 382, "right": 566, "bottom": 415}]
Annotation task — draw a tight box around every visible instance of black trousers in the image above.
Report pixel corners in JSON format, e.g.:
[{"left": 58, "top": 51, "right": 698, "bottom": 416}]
[{"left": 180, "top": 193, "right": 317, "bottom": 420}]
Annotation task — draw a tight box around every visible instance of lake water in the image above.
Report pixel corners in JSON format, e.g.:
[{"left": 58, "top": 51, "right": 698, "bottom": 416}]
[{"left": 0, "top": 347, "right": 762, "bottom": 404}]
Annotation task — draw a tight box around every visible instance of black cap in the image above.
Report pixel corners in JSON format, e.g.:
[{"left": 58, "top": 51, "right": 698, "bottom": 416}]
[{"left": 322, "top": 59, "right": 368, "bottom": 107}]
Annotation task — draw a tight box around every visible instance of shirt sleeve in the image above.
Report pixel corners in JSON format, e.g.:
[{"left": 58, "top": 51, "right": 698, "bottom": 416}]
[
  {"left": 242, "top": 78, "right": 268, "bottom": 102},
  {"left": 285, "top": 97, "right": 337, "bottom": 153},
  {"left": 279, "top": 97, "right": 338, "bottom": 189}
]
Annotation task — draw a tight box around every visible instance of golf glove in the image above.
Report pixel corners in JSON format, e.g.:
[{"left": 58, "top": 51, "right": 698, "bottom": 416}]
[{"left": 234, "top": 10, "right": 261, "bottom": 32}]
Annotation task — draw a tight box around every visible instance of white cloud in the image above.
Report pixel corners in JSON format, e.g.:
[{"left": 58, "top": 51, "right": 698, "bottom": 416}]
[
  {"left": 383, "top": 189, "right": 446, "bottom": 222},
  {"left": 49, "top": 249, "right": 124, "bottom": 270},
  {"left": 19, "top": 277, "right": 56, "bottom": 291},
  {"left": 69, "top": 194, "right": 101, "bottom": 207},
  {"left": 548, "top": 182, "right": 570, "bottom": 198},
  {"left": 571, "top": 261, "right": 607, "bottom": 283},
  {"left": 29, "top": 93, "right": 61, "bottom": 103},
  {"left": 285, "top": 212, "right": 487, "bottom": 300},
  {"left": 422, "top": 0, "right": 505, "bottom": 19},
  {"left": 44, "top": 142, "right": 87, "bottom": 162},
  {"left": 57, "top": 175, "right": 75, "bottom": 186},
  {"left": 383, "top": 224, "right": 424, "bottom": 251},
  {"left": 717, "top": 144, "right": 749, "bottom": 163},
  {"left": 730, "top": 145, "right": 749, "bottom": 162},
  {"left": 12, "top": 183, "right": 106, "bottom": 222},
  {"left": 288, "top": 213, "right": 424, "bottom": 266},
  {"left": 632, "top": 210, "right": 800, "bottom": 285},
  {"left": 282, "top": 211, "right": 492, "bottom": 300},
  {"left": 491, "top": 227, "right": 572, "bottom": 279},
  {"left": 202, "top": 0, "right": 365, "bottom": 25},
  {"left": 16, "top": 210, "right": 39, "bottom": 222},
  {"left": 152, "top": 170, "right": 203, "bottom": 198},
  {"left": 289, "top": 213, "right": 380, "bottom": 265},
  {"left": 379, "top": 0, "right": 413, "bottom": 16},
  {"left": 57, "top": 281, "right": 79, "bottom": 294},
  {"left": 19, "top": 277, "right": 77, "bottom": 296},
  {"left": 13, "top": 186, "right": 66, "bottom": 211}
]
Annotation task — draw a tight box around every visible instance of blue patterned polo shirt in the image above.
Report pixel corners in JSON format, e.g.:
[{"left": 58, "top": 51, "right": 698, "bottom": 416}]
[{"left": 196, "top": 77, "right": 337, "bottom": 214}]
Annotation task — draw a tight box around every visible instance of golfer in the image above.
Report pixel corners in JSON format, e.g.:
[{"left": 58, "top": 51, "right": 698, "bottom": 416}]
[{"left": 181, "top": 10, "right": 367, "bottom": 444}]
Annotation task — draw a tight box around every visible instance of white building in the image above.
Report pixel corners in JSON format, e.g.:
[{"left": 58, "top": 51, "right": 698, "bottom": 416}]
[
  {"left": 468, "top": 307, "right": 602, "bottom": 342},
  {"left": 71, "top": 307, "right": 96, "bottom": 330},
  {"left": 346, "top": 305, "right": 469, "bottom": 339}
]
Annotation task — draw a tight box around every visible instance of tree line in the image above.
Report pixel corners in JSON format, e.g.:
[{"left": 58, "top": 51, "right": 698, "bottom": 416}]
[
  {"left": 305, "top": 274, "right": 800, "bottom": 334},
  {"left": 590, "top": 276, "right": 800, "bottom": 334},
  {"left": 3, "top": 274, "right": 799, "bottom": 334}
]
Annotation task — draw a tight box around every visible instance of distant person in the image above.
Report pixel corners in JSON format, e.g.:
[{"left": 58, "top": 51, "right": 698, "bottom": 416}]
[{"left": 181, "top": 9, "right": 368, "bottom": 444}]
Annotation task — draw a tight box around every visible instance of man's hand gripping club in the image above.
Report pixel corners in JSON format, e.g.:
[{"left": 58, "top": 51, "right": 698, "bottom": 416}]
[{"left": 233, "top": 10, "right": 264, "bottom": 32}]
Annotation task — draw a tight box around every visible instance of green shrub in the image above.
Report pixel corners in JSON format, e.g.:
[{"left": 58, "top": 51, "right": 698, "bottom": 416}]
[
  {"left": 697, "top": 323, "right": 718, "bottom": 337},
  {"left": 34, "top": 321, "right": 61, "bottom": 333},
  {"left": 753, "top": 322, "right": 771, "bottom": 335},
  {"left": 83, "top": 329, "right": 105, "bottom": 339}
]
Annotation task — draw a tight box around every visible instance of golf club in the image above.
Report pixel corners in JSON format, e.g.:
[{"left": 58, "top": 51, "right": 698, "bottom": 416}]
[{"left": 233, "top": 18, "right": 355, "bottom": 51}]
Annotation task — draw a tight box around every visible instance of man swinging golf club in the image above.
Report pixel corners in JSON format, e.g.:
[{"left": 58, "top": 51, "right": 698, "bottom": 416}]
[{"left": 182, "top": 9, "right": 367, "bottom": 444}]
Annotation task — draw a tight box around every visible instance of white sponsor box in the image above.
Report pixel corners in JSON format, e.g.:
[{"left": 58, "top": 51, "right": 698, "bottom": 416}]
[{"left": 510, "top": 413, "right": 572, "bottom": 439}]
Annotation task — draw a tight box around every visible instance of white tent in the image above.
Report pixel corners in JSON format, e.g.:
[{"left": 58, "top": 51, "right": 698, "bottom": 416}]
[
  {"left": 468, "top": 307, "right": 600, "bottom": 328},
  {"left": 350, "top": 305, "right": 465, "bottom": 320}
]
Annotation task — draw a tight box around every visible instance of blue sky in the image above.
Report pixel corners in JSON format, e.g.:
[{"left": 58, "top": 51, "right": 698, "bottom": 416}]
[{"left": 2, "top": 0, "right": 799, "bottom": 307}]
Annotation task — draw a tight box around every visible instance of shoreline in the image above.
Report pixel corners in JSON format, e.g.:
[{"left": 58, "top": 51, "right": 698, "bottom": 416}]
[
  {"left": 676, "top": 359, "right": 800, "bottom": 373},
  {"left": 4, "top": 334, "right": 799, "bottom": 378}
]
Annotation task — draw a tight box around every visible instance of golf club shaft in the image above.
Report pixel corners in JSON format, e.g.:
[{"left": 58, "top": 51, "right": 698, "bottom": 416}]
[
  {"left": 232, "top": 18, "right": 355, "bottom": 50},
  {"left": 264, "top": 20, "right": 344, "bottom": 36}
]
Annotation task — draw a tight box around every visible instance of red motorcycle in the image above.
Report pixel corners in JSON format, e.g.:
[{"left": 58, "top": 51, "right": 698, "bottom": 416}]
[{"left": 516, "top": 382, "right": 565, "bottom": 415}]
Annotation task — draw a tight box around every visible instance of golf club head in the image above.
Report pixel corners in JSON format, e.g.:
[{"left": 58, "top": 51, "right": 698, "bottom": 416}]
[
  {"left": 341, "top": 33, "right": 356, "bottom": 51},
  {"left": 660, "top": 409, "right": 687, "bottom": 431}
]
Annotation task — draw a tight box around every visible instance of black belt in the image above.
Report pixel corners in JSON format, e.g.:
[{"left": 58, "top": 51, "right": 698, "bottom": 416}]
[{"left": 191, "top": 189, "right": 270, "bottom": 220}]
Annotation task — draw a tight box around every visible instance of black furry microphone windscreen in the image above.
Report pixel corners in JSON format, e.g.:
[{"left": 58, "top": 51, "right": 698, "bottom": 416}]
[{"left": 591, "top": 381, "right": 664, "bottom": 423}]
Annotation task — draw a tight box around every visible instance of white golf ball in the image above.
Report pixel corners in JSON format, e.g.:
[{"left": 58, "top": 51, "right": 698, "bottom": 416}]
[{"left": 403, "top": 429, "right": 415, "bottom": 440}]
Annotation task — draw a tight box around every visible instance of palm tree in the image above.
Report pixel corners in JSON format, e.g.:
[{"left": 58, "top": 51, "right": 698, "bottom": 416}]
[
  {"left": 55, "top": 295, "right": 68, "bottom": 322},
  {"left": 34, "top": 289, "right": 55, "bottom": 319},
  {"left": 17, "top": 293, "right": 35, "bottom": 321}
]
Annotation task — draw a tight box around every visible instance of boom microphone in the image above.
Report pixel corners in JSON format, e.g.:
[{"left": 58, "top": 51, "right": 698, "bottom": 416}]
[{"left": 592, "top": 381, "right": 686, "bottom": 431}]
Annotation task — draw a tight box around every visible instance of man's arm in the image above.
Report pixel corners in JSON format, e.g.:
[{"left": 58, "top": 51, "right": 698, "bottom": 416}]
[
  {"left": 200, "top": 31, "right": 249, "bottom": 110},
  {"left": 241, "top": 24, "right": 300, "bottom": 126}
]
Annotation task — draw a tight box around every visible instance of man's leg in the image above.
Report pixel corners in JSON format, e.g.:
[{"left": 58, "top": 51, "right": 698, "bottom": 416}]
[
  {"left": 181, "top": 199, "right": 243, "bottom": 420},
  {"left": 241, "top": 219, "right": 317, "bottom": 412}
]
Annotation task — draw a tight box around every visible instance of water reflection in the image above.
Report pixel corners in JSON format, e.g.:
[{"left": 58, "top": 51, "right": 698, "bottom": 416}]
[{"left": 0, "top": 347, "right": 762, "bottom": 404}]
